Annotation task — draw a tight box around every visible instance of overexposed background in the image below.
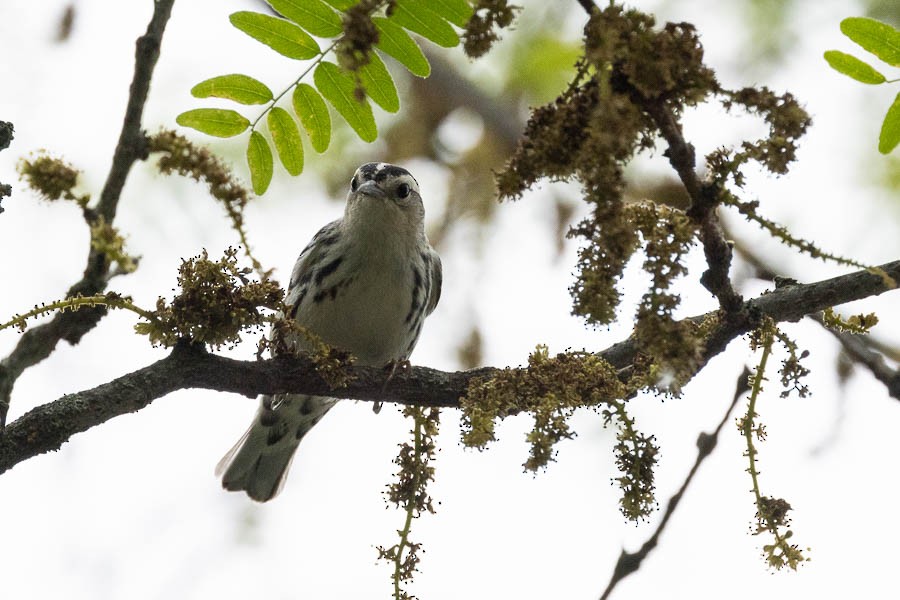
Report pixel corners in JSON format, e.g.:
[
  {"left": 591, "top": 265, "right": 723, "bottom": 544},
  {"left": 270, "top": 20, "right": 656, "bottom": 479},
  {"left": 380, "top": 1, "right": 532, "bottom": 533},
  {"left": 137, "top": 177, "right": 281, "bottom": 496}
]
[{"left": 1, "top": 1, "right": 899, "bottom": 598}]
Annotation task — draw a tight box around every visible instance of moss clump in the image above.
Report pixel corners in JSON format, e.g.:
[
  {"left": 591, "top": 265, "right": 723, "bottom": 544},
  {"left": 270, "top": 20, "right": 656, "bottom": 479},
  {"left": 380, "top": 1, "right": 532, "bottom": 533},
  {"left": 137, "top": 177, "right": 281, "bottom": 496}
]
[
  {"left": 135, "top": 248, "right": 282, "bottom": 349},
  {"left": 463, "top": 0, "right": 519, "bottom": 59},
  {"left": 90, "top": 217, "right": 138, "bottom": 274},
  {"left": 18, "top": 152, "right": 89, "bottom": 206},
  {"left": 629, "top": 203, "right": 702, "bottom": 391},
  {"left": 461, "top": 345, "right": 627, "bottom": 470}
]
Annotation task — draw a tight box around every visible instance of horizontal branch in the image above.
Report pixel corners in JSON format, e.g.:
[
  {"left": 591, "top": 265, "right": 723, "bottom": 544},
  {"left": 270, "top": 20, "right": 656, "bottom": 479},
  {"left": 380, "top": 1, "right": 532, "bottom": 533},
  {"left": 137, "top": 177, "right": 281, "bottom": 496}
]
[{"left": 1, "top": 259, "right": 898, "bottom": 475}]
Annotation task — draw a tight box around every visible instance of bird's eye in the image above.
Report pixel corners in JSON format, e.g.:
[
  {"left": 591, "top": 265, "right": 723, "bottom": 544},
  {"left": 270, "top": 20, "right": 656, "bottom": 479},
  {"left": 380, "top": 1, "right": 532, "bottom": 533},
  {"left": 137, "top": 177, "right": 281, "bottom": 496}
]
[
  {"left": 396, "top": 183, "right": 411, "bottom": 199},
  {"left": 350, "top": 177, "right": 359, "bottom": 192}
]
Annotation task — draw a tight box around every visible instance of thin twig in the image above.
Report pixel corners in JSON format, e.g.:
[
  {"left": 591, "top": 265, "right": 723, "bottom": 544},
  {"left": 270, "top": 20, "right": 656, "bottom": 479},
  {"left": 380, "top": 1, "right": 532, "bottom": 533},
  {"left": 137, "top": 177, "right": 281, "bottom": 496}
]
[
  {"left": 813, "top": 314, "right": 900, "bottom": 401},
  {"left": 725, "top": 220, "right": 900, "bottom": 401},
  {"left": 639, "top": 99, "right": 742, "bottom": 312},
  {"left": 598, "top": 367, "right": 748, "bottom": 600}
]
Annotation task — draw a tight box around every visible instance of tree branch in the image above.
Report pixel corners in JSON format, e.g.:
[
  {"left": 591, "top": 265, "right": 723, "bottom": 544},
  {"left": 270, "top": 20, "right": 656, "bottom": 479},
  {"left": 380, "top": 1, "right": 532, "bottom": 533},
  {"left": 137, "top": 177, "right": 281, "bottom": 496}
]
[
  {"left": 0, "top": 121, "right": 13, "bottom": 214},
  {"left": 725, "top": 221, "right": 900, "bottom": 402},
  {"left": 0, "top": 0, "right": 175, "bottom": 426},
  {"left": 2, "top": 260, "right": 897, "bottom": 475},
  {"left": 815, "top": 316, "right": 900, "bottom": 401},
  {"left": 639, "top": 98, "right": 743, "bottom": 312}
]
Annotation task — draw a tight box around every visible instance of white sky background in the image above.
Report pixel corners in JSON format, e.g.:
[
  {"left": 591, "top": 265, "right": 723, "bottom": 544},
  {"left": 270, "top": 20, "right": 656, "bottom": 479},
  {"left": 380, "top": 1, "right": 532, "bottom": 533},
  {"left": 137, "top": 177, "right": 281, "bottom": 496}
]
[{"left": 1, "top": 1, "right": 899, "bottom": 599}]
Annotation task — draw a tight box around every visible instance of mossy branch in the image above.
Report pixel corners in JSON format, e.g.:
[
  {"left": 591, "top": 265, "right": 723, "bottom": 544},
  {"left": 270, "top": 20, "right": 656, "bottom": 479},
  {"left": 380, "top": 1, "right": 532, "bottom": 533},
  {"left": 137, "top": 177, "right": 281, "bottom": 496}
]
[{"left": 2, "top": 259, "right": 898, "bottom": 475}]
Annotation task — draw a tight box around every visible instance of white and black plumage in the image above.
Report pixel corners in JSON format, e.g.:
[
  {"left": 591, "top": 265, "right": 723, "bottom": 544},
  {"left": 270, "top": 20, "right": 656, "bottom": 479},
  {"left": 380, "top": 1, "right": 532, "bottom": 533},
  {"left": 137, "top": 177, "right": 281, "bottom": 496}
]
[{"left": 216, "top": 162, "right": 442, "bottom": 502}]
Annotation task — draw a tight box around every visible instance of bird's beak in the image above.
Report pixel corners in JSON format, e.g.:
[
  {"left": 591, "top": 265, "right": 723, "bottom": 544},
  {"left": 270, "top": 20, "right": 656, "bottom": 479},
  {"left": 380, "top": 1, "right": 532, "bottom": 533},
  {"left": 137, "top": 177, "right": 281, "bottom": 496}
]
[{"left": 355, "top": 180, "right": 386, "bottom": 199}]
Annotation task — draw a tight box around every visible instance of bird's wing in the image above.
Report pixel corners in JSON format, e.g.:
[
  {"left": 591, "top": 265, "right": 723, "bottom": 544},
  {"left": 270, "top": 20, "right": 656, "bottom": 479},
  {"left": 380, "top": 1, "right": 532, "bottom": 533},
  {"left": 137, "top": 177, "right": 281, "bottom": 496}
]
[
  {"left": 425, "top": 247, "right": 442, "bottom": 316},
  {"left": 284, "top": 219, "right": 342, "bottom": 315}
]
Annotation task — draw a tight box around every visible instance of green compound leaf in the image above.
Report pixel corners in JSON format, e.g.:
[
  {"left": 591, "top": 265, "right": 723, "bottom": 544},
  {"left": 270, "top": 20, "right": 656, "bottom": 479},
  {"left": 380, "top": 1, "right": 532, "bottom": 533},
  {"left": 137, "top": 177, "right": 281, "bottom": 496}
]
[
  {"left": 268, "top": 107, "right": 304, "bottom": 176},
  {"left": 374, "top": 17, "right": 430, "bottom": 78},
  {"left": 229, "top": 11, "right": 320, "bottom": 60},
  {"left": 879, "top": 91, "right": 900, "bottom": 154},
  {"left": 247, "top": 130, "right": 274, "bottom": 194},
  {"left": 292, "top": 83, "right": 332, "bottom": 153},
  {"left": 841, "top": 17, "right": 900, "bottom": 67},
  {"left": 824, "top": 51, "right": 886, "bottom": 84},
  {"left": 176, "top": 109, "right": 250, "bottom": 138},
  {"left": 267, "top": 0, "right": 342, "bottom": 38},
  {"left": 314, "top": 61, "right": 377, "bottom": 142},
  {"left": 358, "top": 52, "right": 400, "bottom": 112},
  {"left": 429, "top": 0, "right": 473, "bottom": 27},
  {"left": 191, "top": 74, "right": 274, "bottom": 105},
  {"left": 391, "top": 0, "right": 460, "bottom": 48}
]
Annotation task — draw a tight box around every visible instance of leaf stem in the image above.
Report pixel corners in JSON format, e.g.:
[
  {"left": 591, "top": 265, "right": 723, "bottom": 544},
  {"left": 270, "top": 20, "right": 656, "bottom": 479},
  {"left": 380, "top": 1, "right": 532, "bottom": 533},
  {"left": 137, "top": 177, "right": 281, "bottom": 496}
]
[
  {"left": 250, "top": 40, "right": 339, "bottom": 130},
  {"left": 743, "top": 329, "right": 771, "bottom": 512}
]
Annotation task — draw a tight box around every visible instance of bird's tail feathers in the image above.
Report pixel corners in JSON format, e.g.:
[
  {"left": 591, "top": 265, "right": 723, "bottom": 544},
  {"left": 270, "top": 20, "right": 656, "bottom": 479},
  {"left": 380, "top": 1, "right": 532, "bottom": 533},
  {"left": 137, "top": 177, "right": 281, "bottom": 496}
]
[{"left": 216, "top": 394, "right": 334, "bottom": 502}]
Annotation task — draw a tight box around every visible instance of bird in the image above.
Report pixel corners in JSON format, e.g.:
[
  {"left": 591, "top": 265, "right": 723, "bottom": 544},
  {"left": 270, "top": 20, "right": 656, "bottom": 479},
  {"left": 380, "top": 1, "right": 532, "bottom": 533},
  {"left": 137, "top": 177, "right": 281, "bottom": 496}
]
[{"left": 216, "top": 162, "right": 442, "bottom": 502}]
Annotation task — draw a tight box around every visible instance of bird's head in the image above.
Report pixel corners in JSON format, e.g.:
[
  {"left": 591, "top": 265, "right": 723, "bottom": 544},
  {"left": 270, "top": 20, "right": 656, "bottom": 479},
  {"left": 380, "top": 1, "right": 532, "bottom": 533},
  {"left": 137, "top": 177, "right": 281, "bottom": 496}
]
[{"left": 343, "top": 162, "right": 426, "bottom": 237}]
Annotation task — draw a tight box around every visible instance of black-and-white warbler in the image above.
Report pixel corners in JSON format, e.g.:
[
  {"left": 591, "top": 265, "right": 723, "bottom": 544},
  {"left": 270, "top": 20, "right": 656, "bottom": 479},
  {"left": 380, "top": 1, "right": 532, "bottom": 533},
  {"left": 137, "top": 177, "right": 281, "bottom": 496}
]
[{"left": 216, "top": 163, "right": 442, "bottom": 502}]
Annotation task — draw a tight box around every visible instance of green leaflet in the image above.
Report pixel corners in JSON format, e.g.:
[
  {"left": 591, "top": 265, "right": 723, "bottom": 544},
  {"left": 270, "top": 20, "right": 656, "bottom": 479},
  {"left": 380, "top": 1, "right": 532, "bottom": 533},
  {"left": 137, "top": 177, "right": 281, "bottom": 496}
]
[
  {"left": 824, "top": 51, "right": 886, "bottom": 85},
  {"left": 358, "top": 52, "right": 400, "bottom": 112},
  {"left": 229, "top": 12, "right": 320, "bottom": 60},
  {"left": 268, "top": 107, "right": 304, "bottom": 175},
  {"left": 267, "top": 0, "right": 342, "bottom": 38},
  {"left": 247, "top": 130, "right": 274, "bottom": 194},
  {"left": 314, "top": 61, "right": 377, "bottom": 142},
  {"left": 321, "top": 0, "right": 357, "bottom": 9},
  {"left": 374, "top": 17, "right": 430, "bottom": 78},
  {"left": 841, "top": 17, "right": 900, "bottom": 67},
  {"left": 176, "top": 109, "right": 250, "bottom": 138},
  {"left": 391, "top": 0, "right": 460, "bottom": 48},
  {"left": 292, "top": 83, "right": 332, "bottom": 153},
  {"left": 879, "top": 92, "right": 900, "bottom": 154},
  {"left": 429, "top": 0, "right": 473, "bottom": 28},
  {"left": 191, "top": 74, "right": 274, "bottom": 105}
]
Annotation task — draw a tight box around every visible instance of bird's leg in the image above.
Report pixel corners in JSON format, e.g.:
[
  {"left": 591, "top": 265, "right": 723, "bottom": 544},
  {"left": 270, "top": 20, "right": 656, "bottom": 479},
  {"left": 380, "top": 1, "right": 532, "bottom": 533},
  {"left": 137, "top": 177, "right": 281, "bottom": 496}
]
[{"left": 374, "top": 359, "right": 412, "bottom": 413}]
